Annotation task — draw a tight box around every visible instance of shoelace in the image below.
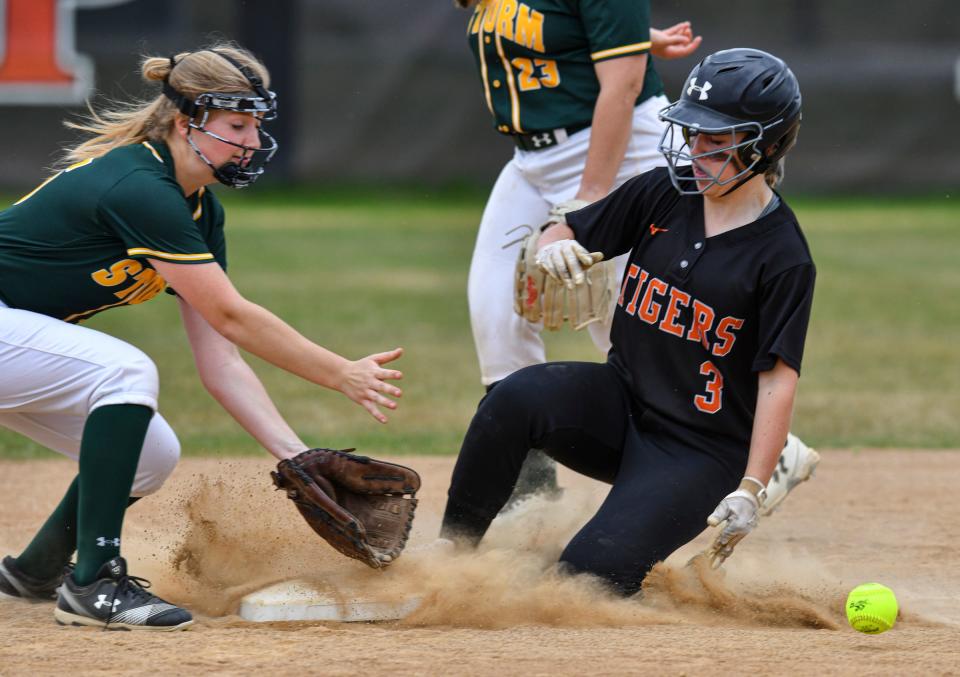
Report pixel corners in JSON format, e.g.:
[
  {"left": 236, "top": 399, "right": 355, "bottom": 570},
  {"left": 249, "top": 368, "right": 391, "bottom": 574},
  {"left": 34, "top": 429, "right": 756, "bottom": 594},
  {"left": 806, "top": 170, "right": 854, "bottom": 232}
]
[{"left": 104, "top": 574, "right": 155, "bottom": 630}]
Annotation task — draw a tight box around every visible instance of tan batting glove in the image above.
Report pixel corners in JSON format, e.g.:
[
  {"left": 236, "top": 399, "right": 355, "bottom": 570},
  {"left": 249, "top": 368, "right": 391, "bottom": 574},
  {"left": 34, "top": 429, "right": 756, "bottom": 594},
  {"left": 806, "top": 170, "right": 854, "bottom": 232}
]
[
  {"left": 535, "top": 239, "right": 604, "bottom": 290},
  {"left": 547, "top": 199, "right": 591, "bottom": 225},
  {"left": 705, "top": 476, "right": 766, "bottom": 569}
]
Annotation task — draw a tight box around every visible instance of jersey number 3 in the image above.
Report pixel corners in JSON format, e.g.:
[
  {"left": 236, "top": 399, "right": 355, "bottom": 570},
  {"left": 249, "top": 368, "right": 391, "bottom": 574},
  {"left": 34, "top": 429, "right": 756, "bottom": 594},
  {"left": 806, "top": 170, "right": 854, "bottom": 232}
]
[{"left": 694, "top": 360, "right": 723, "bottom": 414}]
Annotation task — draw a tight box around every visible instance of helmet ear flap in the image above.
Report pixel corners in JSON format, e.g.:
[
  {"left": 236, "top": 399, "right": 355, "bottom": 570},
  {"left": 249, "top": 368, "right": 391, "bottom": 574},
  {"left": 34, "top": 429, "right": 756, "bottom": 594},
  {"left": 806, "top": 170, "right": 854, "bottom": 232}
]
[{"left": 737, "top": 140, "right": 763, "bottom": 171}]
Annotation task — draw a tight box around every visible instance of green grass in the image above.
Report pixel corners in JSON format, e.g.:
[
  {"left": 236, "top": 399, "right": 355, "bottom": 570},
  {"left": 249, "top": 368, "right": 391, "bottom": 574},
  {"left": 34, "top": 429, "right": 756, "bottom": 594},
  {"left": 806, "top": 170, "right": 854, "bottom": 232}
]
[{"left": 1, "top": 192, "right": 957, "bottom": 458}]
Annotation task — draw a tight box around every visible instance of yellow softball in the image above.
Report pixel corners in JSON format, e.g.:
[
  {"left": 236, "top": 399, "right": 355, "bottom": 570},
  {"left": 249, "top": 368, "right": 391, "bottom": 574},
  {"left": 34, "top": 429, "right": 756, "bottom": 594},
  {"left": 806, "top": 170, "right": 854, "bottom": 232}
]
[{"left": 846, "top": 583, "right": 898, "bottom": 634}]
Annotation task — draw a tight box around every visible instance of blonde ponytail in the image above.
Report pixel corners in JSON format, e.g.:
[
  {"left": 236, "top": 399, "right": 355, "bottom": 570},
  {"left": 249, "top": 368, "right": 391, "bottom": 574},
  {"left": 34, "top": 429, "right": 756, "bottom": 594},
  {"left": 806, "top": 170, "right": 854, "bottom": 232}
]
[{"left": 61, "top": 43, "right": 270, "bottom": 166}]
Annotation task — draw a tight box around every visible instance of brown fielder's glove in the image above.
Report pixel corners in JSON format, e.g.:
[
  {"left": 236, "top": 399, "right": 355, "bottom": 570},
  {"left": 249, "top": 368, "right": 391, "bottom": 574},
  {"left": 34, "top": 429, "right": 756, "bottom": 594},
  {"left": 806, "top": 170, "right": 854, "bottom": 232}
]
[
  {"left": 271, "top": 448, "right": 421, "bottom": 569},
  {"left": 513, "top": 231, "right": 617, "bottom": 331}
]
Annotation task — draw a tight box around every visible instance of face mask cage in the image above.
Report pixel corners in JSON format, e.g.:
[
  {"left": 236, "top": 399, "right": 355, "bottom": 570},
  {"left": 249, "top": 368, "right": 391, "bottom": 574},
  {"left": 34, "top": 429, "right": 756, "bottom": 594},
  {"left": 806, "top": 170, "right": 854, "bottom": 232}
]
[
  {"left": 657, "top": 115, "right": 764, "bottom": 196},
  {"left": 162, "top": 52, "right": 279, "bottom": 189},
  {"left": 185, "top": 94, "right": 278, "bottom": 189}
]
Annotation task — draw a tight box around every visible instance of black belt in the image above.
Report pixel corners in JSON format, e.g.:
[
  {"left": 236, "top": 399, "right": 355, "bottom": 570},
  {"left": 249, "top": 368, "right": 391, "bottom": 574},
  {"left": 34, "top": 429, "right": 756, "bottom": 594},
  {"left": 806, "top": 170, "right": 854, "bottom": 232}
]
[{"left": 513, "top": 121, "right": 591, "bottom": 152}]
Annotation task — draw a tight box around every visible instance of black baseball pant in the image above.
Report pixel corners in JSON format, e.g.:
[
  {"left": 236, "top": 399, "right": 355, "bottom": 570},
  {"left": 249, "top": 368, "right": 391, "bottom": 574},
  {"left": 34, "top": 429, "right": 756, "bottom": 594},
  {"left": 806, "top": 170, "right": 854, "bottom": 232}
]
[{"left": 441, "top": 361, "right": 743, "bottom": 596}]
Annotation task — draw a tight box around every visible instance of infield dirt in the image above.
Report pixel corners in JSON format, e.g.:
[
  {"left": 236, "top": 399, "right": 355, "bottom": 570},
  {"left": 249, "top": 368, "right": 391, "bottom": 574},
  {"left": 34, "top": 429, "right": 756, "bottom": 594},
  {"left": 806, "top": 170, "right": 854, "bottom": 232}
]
[{"left": 1, "top": 451, "right": 958, "bottom": 675}]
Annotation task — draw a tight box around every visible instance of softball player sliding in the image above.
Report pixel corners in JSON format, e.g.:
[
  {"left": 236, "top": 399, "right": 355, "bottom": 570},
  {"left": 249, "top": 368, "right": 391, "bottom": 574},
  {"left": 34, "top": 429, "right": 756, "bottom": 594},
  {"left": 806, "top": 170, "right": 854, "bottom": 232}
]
[
  {"left": 442, "top": 48, "right": 815, "bottom": 594},
  {"left": 457, "top": 0, "right": 818, "bottom": 507},
  {"left": 0, "top": 45, "right": 403, "bottom": 630}
]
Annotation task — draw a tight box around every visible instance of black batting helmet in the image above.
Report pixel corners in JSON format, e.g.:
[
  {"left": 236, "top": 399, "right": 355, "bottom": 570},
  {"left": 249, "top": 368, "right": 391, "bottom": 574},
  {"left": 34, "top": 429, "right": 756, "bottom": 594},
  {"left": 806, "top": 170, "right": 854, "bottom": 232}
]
[{"left": 657, "top": 48, "right": 802, "bottom": 195}]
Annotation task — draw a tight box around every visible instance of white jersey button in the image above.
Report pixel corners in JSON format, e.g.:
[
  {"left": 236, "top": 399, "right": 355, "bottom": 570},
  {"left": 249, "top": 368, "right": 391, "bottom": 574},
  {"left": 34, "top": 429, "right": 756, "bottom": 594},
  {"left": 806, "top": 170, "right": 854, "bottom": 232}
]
[
  {"left": 694, "top": 242, "right": 703, "bottom": 250},
  {"left": 680, "top": 260, "right": 689, "bottom": 268}
]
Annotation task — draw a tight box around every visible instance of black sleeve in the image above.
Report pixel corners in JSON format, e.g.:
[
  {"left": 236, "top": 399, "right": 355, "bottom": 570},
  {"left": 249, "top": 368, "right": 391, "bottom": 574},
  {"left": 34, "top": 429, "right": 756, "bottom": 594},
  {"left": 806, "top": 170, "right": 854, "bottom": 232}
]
[
  {"left": 566, "top": 169, "right": 660, "bottom": 258},
  {"left": 752, "top": 263, "right": 816, "bottom": 374}
]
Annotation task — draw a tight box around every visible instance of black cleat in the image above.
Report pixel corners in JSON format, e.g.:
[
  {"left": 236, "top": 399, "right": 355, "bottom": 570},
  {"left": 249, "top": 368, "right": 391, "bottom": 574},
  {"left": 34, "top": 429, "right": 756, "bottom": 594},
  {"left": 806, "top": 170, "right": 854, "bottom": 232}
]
[
  {"left": 54, "top": 557, "right": 192, "bottom": 631},
  {"left": 0, "top": 556, "right": 71, "bottom": 602}
]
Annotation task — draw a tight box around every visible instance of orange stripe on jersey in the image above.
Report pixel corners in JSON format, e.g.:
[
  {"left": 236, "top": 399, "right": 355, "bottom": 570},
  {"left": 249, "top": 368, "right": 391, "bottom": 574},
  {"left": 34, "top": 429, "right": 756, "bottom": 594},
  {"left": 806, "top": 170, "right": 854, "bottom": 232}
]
[
  {"left": 590, "top": 41, "right": 652, "bottom": 61},
  {"left": 126, "top": 248, "right": 214, "bottom": 262}
]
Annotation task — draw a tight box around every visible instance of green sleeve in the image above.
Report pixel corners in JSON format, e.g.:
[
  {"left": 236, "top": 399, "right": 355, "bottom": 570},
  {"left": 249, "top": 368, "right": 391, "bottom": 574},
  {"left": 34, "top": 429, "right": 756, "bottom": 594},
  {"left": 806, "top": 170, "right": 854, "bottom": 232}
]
[
  {"left": 97, "top": 169, "right": 217, "bottom": 265},
  {"left": 199, "top": 189, "right": 228, "bottom": 272},
  {"left": 579, "top": 0, "right": 652, "bottom": 62}
]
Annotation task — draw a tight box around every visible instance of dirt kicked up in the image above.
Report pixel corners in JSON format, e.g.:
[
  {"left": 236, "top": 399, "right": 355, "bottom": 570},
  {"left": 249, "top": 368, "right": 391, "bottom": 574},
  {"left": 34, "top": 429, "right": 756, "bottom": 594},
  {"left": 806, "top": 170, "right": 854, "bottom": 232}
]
[{"left": 1, "top": 451, "right": 958, "bottom": 675}]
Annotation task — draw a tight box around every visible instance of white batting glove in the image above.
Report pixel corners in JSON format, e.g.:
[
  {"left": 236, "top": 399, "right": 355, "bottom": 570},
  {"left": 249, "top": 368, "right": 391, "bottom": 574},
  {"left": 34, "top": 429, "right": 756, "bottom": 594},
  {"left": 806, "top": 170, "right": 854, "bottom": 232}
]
[
  {"left": 705, "top": 477, "right": 766, "bottom": 569},
  {"left": 535, "top": 239, "right": 604, "bottom": 289}
]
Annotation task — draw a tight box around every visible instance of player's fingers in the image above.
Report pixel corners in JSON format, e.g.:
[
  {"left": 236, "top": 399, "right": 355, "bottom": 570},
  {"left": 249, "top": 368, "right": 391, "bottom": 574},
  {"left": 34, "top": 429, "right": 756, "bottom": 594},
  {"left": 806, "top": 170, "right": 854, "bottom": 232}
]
[
  {"left": 674, "top": 36, "right": 702, "bottom": 57},
  {"left": 573, "top": 245, "right": 596, "bottom": 268},
  {"left": 539, "top": 255, "right": 559, "bottom": 280},
  {"left": 560, "top": 248, "right": 584, "bottom": 287},
  {"left": 370, "top": 347, "right": 404, "bottom": 365},
  {"left": 707, "top": 506, "right": 727, "bottom": 527},
  {"left": 362, "top": 399, "right": 388, "bottom": 424},
  {"left": 550, "top": 247, "right": 573, "bottom": 278},
  {"left": 374, "top": 379, "right": 403, "bottom": 398},
  {"left": 660, "top": 33, "right": 688, "bottom": 45},
  {"left": 368, "top": 389, "right": 398, "bottom": 410},
  {"left": 376, "top": 368, "right": 403, "bottom": 382}
]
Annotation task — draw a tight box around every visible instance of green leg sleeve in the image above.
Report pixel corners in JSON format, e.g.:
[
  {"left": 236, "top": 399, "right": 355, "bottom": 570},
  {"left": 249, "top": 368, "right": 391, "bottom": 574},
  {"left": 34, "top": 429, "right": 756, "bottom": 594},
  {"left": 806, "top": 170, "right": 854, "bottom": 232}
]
[{"left": 72, "top": 404, "right": 153, "bottom": 586}]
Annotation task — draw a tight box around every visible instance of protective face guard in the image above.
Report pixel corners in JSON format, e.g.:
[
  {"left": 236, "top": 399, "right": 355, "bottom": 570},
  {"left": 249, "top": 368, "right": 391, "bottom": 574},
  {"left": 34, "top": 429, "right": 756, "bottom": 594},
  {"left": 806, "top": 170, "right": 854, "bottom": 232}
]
[
  {"left": 163, "top": 53, "right": 279, "bottom": 189},
  {"left": 657, "top": 109, "right": 764, "bottom": 196},
  {"left": 184, "top": 93, "right": 278, "bottom": 189}
]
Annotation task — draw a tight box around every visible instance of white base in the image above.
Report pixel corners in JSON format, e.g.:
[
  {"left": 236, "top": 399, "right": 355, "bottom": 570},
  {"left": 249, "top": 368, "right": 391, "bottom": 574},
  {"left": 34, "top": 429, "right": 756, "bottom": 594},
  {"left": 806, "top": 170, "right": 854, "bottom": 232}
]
[{"left": 239, "top": 579, "right": 420, "bottom": 623}]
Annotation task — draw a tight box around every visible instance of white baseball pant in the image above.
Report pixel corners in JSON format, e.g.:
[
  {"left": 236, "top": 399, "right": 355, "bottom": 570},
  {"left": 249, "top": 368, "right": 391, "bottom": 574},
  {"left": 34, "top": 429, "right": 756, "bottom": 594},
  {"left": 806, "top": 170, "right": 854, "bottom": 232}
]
[{"left": 0, "top": 301, "right": 180, "bottom": 496}]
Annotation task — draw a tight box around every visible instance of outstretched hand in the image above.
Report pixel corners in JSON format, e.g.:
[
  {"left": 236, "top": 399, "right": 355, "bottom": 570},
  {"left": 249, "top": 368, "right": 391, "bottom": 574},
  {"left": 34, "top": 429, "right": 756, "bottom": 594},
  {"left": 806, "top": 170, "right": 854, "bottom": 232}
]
[
  {"left": 338, "top": 347, "right": 404, "bottom": 423},
  {"left": 651, "top": 22, "right": 702, "bottom": 60}
]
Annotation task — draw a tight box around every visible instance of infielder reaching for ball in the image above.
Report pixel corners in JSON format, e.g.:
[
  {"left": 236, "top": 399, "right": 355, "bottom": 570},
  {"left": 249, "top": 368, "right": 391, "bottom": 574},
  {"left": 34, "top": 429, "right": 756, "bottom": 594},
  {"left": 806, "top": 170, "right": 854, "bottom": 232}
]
[
  {"left": 0, "top": 45, "right": 404, "bottom": 630},
  {"left": 456, "top": 0, "right": 818, "bottom": 504},
  {"left": 441, "top": 48, "right": 814, "bottom": 594}
]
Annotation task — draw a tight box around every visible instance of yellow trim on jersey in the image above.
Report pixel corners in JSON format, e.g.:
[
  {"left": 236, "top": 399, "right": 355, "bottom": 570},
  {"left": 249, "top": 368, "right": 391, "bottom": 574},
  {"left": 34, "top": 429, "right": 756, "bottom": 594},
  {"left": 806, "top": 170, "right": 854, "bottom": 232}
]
[
  {"left": 141, "top": 141, "right": 164, "bottom": 163},
  {"left": 13, "top": 158, "right": 94, "bottom": 205},
  {"left": 192, "top": 186, "right": 205, "bottom": 220},
  {"left": 477, "top": 22, "right": 494, "bottom": 116},
  {"left": 590, "top": 41, "right": 652, "bottom": 61},
  {"left": 63, "top": 297, "right": 143, "bottom": 323},
  {"left": 14, "top": 174, "right": 59, "bottom": 206},
  {"left": 126, "top": 248, "right": 214, "bottom": 261},
  {"left": 493, "top": 1, "right": 525, "bottom": 134}
]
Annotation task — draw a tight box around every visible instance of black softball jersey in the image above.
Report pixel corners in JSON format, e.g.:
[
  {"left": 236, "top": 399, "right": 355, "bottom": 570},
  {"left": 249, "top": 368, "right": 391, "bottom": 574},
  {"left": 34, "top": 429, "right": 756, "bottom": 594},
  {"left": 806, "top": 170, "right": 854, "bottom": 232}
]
[{"left": 567, "top": 166, "right": 816, "bottom": 456}]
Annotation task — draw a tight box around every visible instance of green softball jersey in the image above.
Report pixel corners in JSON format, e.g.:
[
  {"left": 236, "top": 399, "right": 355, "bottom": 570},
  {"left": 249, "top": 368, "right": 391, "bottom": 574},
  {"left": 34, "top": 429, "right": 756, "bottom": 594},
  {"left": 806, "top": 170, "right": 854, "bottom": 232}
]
[
  {"left": 467, "top": 0, "right": 664, "bottom": 134},
  {"left": 0, "top": 140, "right": 226, "bottom": 323}
]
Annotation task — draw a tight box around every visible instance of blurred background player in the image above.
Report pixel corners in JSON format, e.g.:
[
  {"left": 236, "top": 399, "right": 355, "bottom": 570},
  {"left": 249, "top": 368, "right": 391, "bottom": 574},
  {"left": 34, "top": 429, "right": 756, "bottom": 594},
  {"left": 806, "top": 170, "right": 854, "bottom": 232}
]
[
  {"left": 457, "top": 0, "right": 700, "bottom": 501},
  {"left": 455, "top": 0, "right": 817, "bottom": 505},
  {"left": 442, "top": 48, "right": 815, "bottom": 593},
  {"left": 0, "top": 44, "right": 404, "bottom": 630}
]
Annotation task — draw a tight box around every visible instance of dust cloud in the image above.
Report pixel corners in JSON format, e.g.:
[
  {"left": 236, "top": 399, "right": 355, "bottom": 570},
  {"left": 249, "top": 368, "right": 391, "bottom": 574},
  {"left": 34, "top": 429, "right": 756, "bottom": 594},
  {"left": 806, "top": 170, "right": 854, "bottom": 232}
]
[{"left": 153, "top": 469, "right": 843, "bottom": 630}]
